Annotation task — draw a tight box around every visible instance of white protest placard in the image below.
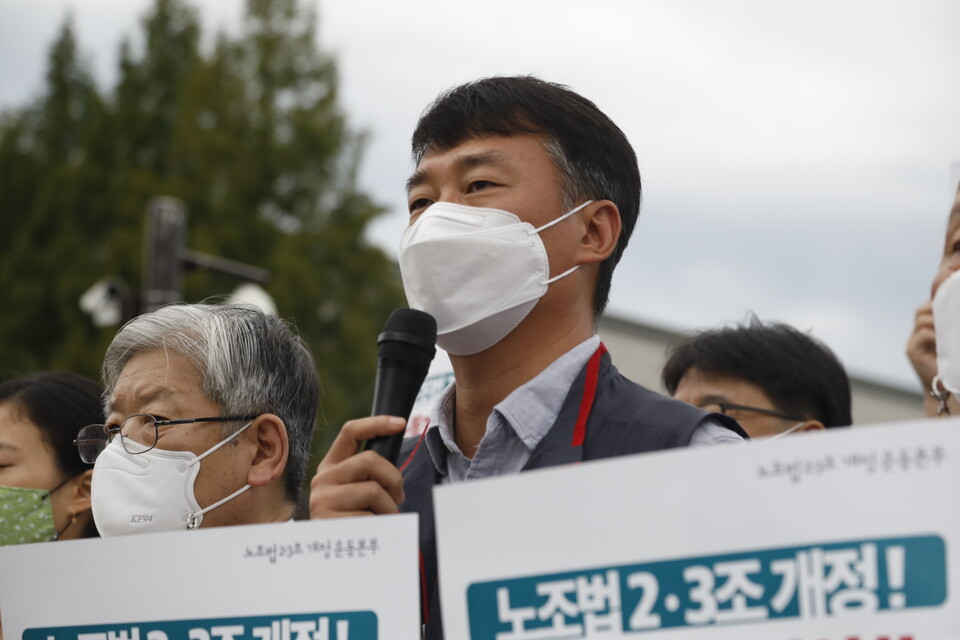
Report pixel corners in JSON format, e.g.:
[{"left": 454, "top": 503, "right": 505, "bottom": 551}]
[
  {"left": 434, "top": 419, "right": 958, "bottom": 639},
  {"left": 0, "top": 513, "right": 418, "bottom": 640}
]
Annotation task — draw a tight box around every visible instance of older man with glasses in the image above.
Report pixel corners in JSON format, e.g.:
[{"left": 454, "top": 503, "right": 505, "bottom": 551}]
[
  {"left": 662, "top": 318, "right": 852, "bottom": 438},
  {"left": 75, "top": 302, "right": 318, "bottom": 535}
]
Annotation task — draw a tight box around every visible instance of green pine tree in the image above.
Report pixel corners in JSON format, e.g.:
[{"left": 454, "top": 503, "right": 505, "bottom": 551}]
[
  {"left": 0, "top": 16, "right": 112, "bottom": 378},
  {"left": 0, "top": 0, "right": 407, "bottom": 471}
]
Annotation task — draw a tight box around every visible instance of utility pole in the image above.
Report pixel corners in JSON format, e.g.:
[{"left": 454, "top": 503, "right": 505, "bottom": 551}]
[
  {"left": 141, "top": 196, "right": 270, "bottom": 314},
  {"left": 83, "top": 197, "right": 273, "bottom": 325},
  {"left": 142, "top": 197, "right": 186, "bottom": 313}
]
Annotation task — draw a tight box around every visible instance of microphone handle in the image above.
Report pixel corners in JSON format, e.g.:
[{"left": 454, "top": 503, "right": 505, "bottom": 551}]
[
  {"left": 366, "top": 360, "right": 427, "bottom": 463},
  {"left": 366, "top": 432, "right": 404, "bottom": 464}
]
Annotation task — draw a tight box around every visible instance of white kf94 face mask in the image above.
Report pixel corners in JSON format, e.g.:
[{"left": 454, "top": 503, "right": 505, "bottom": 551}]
[
  {"left": 91, "top": 420, "right": 253, "bottom": 536},
  {"left": 398, "top": 200, "right": 592, "bottom": 356},
  {"left": 933, "top": 268, "right": 960, "bottom": 398}
]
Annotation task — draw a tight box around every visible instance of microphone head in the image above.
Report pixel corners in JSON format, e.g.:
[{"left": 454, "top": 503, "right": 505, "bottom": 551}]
[{"left": 377, "top": 308, "right": 437, "bottom": 367}]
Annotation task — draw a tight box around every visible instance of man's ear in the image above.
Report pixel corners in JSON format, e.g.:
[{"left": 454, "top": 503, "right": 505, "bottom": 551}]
[
  {"left": 577, "top": 200, "right": 621, "bottom": 265},
  {"left": 799, "top": 420, "right": 826, "bottom": 432},
  {"left": 246, "top": 414, "right": 289, "bottom": 487},
  {"left": 69, "top": 469, "right": 93, "bottom": 515}
]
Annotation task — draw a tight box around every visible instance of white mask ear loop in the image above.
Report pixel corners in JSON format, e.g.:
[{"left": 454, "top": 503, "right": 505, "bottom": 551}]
[
  {"left": 187, "top": 484, "right": 252, "bottom": 529},
  {"left": 535, "top": 201, "right": 594, "bottom": 285},
  {"left": 187, "top": 419, "right": 255, "bottom": 467},
  {"left": 532, "top": 200, "right": 593, "bottom": 234},
  {"left": 763, "top": 421, "right": 806, "bottom": 442},
  {"left": 546, "top": 265, "right": 581, "bottom": 284},
  {"left": 184, "top": 420, "right": 256, "bottom": 529}
]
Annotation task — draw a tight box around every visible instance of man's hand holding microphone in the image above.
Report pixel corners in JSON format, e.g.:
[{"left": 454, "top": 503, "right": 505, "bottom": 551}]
[{"left": 310, "top": 309, "right": 436, "bottom": 518}]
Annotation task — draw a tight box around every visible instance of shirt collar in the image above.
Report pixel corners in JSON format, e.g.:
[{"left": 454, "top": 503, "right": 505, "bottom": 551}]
[
  {"left": 425, "top": 382, "right": 457, "bottom": 476},
  {"left": 423, "top": 335, "right": 601, "bottom": 475},
  {"left": 495, "top": 335, "right": 600, "bottom": 449}
]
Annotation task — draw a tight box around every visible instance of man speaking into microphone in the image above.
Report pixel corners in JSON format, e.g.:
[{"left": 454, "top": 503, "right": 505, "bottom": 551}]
[{"left": 310, "top": 76, "right": 745, "bottom": 636}]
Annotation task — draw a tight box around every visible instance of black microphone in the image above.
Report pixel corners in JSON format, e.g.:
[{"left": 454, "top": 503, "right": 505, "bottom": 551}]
[{"left": 366, "top": 308, "right": 437, "bottom": 463}]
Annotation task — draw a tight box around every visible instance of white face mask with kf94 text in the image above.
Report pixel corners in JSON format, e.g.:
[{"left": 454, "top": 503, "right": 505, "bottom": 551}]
[{"left": 91, "top": 420, "right": 253, "bottom": 536}]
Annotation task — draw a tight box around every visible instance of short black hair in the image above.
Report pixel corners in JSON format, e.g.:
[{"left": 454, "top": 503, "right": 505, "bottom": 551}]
[
  {"left": 662, "top": 319, "right": 852, "bottom": 427},
  {"left": 411, "top": 75, "right": 641, "bottom": 318},
  {"left": 0, "top": 372, "right": 105, "bottom": 537}
]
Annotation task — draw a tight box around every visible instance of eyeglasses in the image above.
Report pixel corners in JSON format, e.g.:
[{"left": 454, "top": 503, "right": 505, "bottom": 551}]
[
  {"left": 74, "top": 414, "right": 258, "bottom": 463},
  {"left": 707, "top": 402, "right": 804, "bottom": 422}
]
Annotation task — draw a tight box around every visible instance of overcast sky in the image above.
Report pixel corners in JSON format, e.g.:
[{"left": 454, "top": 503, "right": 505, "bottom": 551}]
[{"left": 2, "top": 0, "right": 958, "bottom": 391}]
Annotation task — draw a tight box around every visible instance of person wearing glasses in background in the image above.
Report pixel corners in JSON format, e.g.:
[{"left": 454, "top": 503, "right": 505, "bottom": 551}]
[
  {"left": 662, "top": 318, "right": 852, "bottom": 438},
  {"left": 74, "top": 303, "right": 318, "bottom": 536}
]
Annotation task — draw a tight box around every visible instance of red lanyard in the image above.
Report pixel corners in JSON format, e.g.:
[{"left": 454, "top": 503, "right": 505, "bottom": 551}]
[
  {"left": 400, "top": 341, "right": 608, "bottom": 471},
  {"left": 571, "top": 342, "right": 607, "bottom": 447}
]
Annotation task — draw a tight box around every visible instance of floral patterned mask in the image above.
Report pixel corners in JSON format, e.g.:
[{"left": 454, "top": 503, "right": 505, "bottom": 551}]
[{"left": 0, "top": 484, "right": 59, "bottom": 545}]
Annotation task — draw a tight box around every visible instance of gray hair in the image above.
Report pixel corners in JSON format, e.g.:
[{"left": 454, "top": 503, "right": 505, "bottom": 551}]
[{"left": 102, "top": 303, "right": 319, "bottom": 502}]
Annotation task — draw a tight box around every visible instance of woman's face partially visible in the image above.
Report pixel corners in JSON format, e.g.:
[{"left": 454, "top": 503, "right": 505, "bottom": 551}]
[{"left": 0, "top": 401, "right": 72, "bottom": 529}]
